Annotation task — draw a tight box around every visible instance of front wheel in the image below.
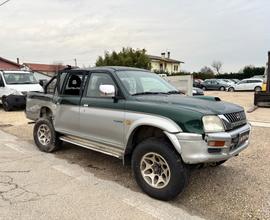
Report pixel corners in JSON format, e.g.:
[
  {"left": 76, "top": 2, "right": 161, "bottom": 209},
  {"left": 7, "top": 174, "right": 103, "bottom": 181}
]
[
  {"left": 132, "top": 138, "right": 188, "bottom": 201},
  {"left": 2, "top": 97, "right": 13, "bottom": 111},
  {"left": 228, "top": 87, "right": 234, "bottom": 92},
  {"left": 202, "top": 86, "right": 206, "bottom": 91},
  {"left": 33, "top": 118, "right": 61, "bottom": 152}
]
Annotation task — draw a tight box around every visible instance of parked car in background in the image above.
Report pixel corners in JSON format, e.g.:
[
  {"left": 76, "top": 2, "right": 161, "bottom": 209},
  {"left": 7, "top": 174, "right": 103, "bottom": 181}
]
[
  {"left": 228, "top": 78, "right": 263, "bottom": 92},
  {"left": 201, "top": 79, "right": 229, "bottom": 91},
  {"left": 193, "top": 79, "right": 204, "bottom": 88},
  {"left": 230, "top": 79, "right": 240, "bottom": 83},
  {"left": 192, "top": 87, "right": 204, "bottom": 96},
  {"left": 0, "top": 70, "right": 43, "bottom": 111},
  {"left": 219, "top": 79, "right": 235, "bottom": 86}
]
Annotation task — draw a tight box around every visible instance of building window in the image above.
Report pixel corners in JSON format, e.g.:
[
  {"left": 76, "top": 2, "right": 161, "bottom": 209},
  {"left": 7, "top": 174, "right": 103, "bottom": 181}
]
[{"left": 174, "top": 65, "right": 178, "bottom": 72}]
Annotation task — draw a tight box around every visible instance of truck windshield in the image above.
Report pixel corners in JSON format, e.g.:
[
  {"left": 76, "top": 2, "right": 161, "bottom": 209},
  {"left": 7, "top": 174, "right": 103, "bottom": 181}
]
[
  {"left": 3, "top": 73, "right": 38, "bottom": 85},
  {"left": 116, "top": 70, "right": 178, "bottom": 95}
]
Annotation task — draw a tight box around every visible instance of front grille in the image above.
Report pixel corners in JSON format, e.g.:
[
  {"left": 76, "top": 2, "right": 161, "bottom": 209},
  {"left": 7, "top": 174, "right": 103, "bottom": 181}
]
[
  {"left": 224, "top": 111, "right": 246, "bottom": 123},
  {"left": 221, "top": 111, "right": 247, "bottom": 130}
]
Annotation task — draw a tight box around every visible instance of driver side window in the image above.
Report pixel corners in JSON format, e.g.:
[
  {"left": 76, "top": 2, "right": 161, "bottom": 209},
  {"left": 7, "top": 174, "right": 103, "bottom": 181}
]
[{"left": 86, "top": 73, "right": 115, "bottom": 97}]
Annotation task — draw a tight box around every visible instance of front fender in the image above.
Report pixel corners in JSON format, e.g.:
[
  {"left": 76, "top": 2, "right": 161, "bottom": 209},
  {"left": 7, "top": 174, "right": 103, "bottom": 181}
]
[{"left": 124, "top": 112, "right": 182, "bottom": 150}]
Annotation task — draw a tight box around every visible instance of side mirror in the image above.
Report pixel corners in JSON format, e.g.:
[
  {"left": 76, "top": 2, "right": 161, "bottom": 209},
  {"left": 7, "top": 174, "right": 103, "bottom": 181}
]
[
  {"left": 99, "top": 85, "right": 115, "bottom": 97},
  {"left": 39, "top": 79, "right": 48, "bottom": 87}
]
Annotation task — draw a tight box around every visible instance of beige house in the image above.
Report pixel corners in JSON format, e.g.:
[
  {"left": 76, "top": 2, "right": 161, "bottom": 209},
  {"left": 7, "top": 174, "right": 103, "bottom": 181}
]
[{"left": 148, "top": 52, "right": 184, "bottom": 75}]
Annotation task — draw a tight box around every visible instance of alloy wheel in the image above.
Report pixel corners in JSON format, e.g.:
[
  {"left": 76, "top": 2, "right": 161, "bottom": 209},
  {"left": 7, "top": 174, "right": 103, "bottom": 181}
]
[
  {"left": 37, "top": 124, "right": 52, "bottom": 145},
  {"left": 140, "top": 152, "right": 171, "bottom": 189}
]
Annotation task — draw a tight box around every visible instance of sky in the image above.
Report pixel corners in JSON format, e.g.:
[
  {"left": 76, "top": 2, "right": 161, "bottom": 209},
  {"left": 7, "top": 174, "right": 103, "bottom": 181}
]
[{"left": 0, "top": 0, "right": 269, "bottom": 72}]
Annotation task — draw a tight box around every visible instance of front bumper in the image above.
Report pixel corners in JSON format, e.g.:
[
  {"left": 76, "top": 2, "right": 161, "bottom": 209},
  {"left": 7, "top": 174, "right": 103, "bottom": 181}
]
[
  {"left": 6, "top": 95, "right": 26, "bottom": 107},
  {"left": 175, "top": 123, "right": 251, "bottom": 164}
]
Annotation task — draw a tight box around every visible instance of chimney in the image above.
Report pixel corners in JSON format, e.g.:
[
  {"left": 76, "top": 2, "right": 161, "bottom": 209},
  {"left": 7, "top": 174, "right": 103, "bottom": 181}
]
[
  {"left": 161, "top": 52, "right": 166, "bottom": 59},
  {"left": 167, "top": 51, "right": 170, "bottom": 59},
  {"left": 16, "top": 58, "right": 20, "bottom": 64}
]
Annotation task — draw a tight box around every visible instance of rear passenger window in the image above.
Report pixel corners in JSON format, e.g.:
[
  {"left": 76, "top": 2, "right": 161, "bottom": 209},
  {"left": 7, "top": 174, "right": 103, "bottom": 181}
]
[{"left": 62, "top": 73, "right": 84, "bottom": 96}]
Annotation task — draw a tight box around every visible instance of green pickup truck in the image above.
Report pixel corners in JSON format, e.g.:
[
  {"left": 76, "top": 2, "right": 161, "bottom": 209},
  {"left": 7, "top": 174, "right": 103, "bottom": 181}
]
[{"left": 25, "top": 66, "right": 250, "bottom": 200}]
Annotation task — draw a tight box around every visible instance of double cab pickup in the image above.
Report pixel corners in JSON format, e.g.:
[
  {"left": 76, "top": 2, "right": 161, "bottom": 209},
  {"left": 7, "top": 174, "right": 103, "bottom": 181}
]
[{"left": 26, "top": 66, "right": 251, "bottom": 200}]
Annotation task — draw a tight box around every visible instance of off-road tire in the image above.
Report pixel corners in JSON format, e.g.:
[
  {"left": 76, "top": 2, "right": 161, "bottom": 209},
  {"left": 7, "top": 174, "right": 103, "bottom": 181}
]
[
  {"left": 2, "top": 97, "right": 13, "bottom": 111},
  {"left": 132, "top": 138, "right": 188, "bottom": 201},
  {"left": 33, "top": 118, "right": 61, "bottom": 153}
]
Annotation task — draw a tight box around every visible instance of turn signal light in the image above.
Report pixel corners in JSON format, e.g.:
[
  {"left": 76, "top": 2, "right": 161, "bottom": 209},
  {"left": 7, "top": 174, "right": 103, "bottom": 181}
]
[{"left": 208, "top": 140, "right": 225, "bottom": 147}]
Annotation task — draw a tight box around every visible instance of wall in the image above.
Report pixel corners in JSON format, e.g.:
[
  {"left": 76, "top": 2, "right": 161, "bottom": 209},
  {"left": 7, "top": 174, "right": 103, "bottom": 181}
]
[{"left": 167, "top": 75, "right": 193, "bottom": 96}]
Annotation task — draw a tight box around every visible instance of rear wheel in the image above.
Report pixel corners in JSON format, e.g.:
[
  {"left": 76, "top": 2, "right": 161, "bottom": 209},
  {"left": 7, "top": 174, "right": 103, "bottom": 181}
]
[
  {"left": 220, "top": 86, "right": 225, "bottom": 91},
  {"left": 254, "top": 86, "right": 262, "bottom": 92},
  {"left": 132, "top": 138, "right": 188, "bottom": 201},
  {"left": 2, "top": 97, "right": 13, "bottom": 111},
  {"left": 33, "top": 118, "right": 61, "bottom": 152}
]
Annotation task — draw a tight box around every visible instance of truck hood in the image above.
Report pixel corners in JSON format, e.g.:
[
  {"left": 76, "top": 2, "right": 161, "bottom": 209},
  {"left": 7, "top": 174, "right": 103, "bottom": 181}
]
[
  {"left": 6, "top": 84, "right": 43, "bottom": 92},
  {"left": 134, "top": 94, "right": 243, "bottom": 115}
]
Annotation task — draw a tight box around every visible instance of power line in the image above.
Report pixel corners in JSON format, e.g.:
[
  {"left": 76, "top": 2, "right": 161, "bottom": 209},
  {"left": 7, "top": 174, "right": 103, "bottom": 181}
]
[{"left": 0, "top": 0, "right": 10, "bottom": 7}]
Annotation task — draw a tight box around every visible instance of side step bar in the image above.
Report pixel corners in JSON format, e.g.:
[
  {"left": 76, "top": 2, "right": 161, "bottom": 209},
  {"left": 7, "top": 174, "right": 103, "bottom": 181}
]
[{"left": 59, "top": 135, "right": 123, "bottom": 159}]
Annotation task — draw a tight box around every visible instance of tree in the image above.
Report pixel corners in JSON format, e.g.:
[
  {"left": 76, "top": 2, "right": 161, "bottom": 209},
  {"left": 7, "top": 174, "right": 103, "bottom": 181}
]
[
  {"left": 200, "top": 66, "right": 214, "bottom": 74},
  {"left": 211, "top": 61, "right": 222, "bottom": 74},
  {"left": 95, "top": 47, "right": 151, "bottom": 70}
]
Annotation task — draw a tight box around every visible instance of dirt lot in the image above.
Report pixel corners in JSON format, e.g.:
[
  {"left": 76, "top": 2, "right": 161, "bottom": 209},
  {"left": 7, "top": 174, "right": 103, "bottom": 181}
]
[{"left": 0, "top": 91, "right": 270, "bottom": 220}]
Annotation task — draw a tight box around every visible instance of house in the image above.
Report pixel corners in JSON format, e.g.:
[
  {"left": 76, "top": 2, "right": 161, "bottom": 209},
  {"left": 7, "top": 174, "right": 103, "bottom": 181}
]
[
  {"left": 0, "top": 57, "right": 22, "bottom": 70},
  {"left": 148, "top": 52, "right": 184, "bottom": 75},
  {"left": 23, "top": 63, "right": 67, "bottom": 77}
]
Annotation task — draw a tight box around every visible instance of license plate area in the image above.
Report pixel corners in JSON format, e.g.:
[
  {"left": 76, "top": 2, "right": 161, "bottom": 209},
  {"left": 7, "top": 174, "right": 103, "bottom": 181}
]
[
  {"left": 230, "top": 130, "right": 250, "bottom": 151},
  {"left": 238, "top": 130, "right": 250, "bottom": 145}
]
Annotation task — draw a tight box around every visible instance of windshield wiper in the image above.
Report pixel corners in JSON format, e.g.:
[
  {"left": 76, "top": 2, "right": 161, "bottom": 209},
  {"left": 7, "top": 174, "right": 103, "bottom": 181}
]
[{"left": 132, "top": 92, "right": 168, "bottom": 96}]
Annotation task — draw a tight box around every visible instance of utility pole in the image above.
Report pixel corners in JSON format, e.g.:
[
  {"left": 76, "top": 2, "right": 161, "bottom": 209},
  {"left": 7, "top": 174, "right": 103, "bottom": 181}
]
[
  {"left": 0, "top": 0, "right": 11, "bottom": 7},
  {"left": 74, "top": 58, "right": 77, "bottom": 67}
]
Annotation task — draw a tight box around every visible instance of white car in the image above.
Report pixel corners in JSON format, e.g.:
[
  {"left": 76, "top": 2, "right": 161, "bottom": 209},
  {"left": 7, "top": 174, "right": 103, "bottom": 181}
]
[
  {"left": 228, "top": 78, "right": 263, "bottom": 92},
  {"left": 0, "top": 70, "right": 43, "bottom": 111}
]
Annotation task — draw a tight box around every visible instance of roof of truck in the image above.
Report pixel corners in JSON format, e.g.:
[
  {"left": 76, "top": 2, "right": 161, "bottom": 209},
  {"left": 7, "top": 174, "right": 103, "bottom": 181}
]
[{"left": 69, "top": 66, "right": 150, "bottom": 72}]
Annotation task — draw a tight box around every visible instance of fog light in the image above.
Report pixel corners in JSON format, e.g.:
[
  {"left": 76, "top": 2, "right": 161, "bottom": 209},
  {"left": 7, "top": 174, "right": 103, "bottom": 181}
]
[{"left": 208, "top": 140, "right": 225, "bottom": 147}]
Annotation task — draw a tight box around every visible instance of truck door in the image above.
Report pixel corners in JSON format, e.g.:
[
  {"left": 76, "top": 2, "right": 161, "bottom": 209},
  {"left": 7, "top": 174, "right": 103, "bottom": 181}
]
[
  {"left": 79, "top": 72, "right": 125, "bottom": 148},
  {"left": 53, "top": 71, "right": 86, "bottom": 136}
]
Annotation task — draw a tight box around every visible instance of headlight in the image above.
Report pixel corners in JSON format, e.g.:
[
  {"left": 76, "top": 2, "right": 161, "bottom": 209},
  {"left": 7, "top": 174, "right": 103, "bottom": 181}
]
[{"left": 202, "top": 115, "right": 224, "bottom": 133}]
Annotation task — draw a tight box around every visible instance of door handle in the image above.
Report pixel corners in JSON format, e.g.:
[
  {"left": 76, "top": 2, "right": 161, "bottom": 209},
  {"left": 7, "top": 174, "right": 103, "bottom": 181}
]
[{"left": 83, "top": 104, "right": 89, "bottom": 107}]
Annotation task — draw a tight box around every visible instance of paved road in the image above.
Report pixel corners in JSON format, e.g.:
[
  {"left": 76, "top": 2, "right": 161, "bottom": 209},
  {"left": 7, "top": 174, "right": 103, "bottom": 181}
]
[{"left": 0, "top": 130, "right": 202, "bottom": 220}]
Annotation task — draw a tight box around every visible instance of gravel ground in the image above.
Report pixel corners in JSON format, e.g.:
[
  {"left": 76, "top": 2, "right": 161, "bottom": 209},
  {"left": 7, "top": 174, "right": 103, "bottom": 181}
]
[{"left": 0, "top": 91, "right": 270, "bottom": 220}]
